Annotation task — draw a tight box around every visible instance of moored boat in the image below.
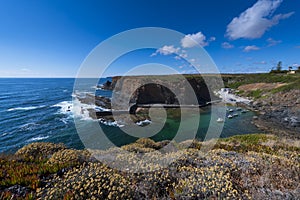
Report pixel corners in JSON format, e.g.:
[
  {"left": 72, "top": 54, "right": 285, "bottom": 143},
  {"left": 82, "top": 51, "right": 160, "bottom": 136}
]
[{"left": 217, "top": 118, "right": 224, "bottom": 122}]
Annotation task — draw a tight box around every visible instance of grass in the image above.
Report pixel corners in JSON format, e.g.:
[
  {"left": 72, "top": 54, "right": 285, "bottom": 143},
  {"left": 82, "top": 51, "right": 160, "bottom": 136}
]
[
  {"left": 222, "top": 73, "right": 300, "bottom": 100},
  {"left": 271, "top": 78, "right": 300, "bottom": 93},
  {"left": 0, "top": 154, "right": 78, "bottom": 199},
  {"left": 215, "top": 133, "right": 300, "bottom": 154},
  {"left": 224, "top": 73, "right": 299, "bottom": 89},
  {"left": 246, "top": 89, "right": 263, "bottom": 99},
  {"left": 220, "top": 133, "right": 272, "bottom": 145}
]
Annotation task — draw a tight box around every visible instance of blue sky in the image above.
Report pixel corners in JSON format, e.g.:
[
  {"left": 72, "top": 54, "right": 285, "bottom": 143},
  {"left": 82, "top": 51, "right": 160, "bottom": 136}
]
[{"left": 0, "top": 0, "right": 299, "bottom": 77}]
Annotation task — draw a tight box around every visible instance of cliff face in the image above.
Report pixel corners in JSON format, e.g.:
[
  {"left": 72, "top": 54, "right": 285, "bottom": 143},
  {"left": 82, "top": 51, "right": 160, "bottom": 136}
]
[
  {"left": 134, "top": 83, "right": 179, "bottom": 104},
  {"left": 109, "top": 75, "right": 222, "bottom": 109}
]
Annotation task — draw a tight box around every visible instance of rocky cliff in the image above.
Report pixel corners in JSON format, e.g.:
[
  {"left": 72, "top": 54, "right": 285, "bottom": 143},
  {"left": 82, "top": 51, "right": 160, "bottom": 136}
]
[{"left": 108, "top": 75, "right": 222, "bottom": 109}]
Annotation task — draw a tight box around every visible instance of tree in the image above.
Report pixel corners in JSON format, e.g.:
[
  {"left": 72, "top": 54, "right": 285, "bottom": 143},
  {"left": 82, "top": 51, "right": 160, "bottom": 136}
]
[
  {"left": 276, "top": 61, "right": 282, "bottom": 71},
  {"left": 288, "top": 66, "right": 293, "bottom": 71}
]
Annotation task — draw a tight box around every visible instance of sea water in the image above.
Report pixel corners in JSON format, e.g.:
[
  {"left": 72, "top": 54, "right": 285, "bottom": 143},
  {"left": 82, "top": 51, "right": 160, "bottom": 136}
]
[{"left": 0, "top": 78, "right": 260, "bottom": 153}]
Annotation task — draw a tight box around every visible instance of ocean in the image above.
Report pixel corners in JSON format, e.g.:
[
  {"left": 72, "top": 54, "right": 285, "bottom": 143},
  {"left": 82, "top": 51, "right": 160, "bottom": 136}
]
[{"left": 0, "top": 78, "right": 260, "bottom": 153}]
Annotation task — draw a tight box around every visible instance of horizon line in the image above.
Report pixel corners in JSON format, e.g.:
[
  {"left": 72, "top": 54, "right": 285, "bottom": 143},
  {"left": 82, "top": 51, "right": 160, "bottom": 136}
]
[{"left": 0, "top": 72, "right": 272, "bottom": 79}]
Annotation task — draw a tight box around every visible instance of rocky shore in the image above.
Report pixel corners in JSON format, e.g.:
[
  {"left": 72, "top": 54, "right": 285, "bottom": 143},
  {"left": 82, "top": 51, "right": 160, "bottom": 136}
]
[
  {"left": 251, "top": 90, "right": 300, "bottom": 137},
  {"left": 232, "top": 86, "right": 300, "bottom": 139},
  {"left": 220, "top": 73, "right": 300, "bottom": 139},
  {"left": 1, "top": 134, "right": 299, "bottom": 199}
]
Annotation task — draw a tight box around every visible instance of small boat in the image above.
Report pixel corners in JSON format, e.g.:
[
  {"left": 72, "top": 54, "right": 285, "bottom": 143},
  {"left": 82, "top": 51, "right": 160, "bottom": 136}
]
[
  {"left": 233, "top": 113, "right": 239, "bottom": 117},
  {"left": 241, "top": 109, "right": 249, "bottom": 113},
  {"left": 236, "top": 107, "right": 242, "bottom": 111},
  {"left": 217, "top": 118, "right": 224, "bottom": 123},
  {"left": 227, "top": 115, "right": 233, "bottom": 119},
  {"left": 228, "top": 109, "right": 234, "bottom": 112}
]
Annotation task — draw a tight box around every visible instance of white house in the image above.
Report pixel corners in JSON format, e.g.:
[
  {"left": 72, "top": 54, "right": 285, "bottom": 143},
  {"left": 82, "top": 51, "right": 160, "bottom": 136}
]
[{"left": 287, "top": 70, "right": 296, "bottom": 74}]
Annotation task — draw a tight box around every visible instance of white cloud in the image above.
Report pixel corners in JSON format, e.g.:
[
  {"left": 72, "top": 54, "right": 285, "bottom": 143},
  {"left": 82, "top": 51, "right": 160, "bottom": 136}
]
[
  {"left": 21, "top": 68, "right": 31, "bottom": 72},
  {"left": 174, "top": 53, "right": 188, "bottom": 60},
  {"left": 151, "top": 45, "right": 180, "bottom": 56},
  {"left": 267, "top": 38, "right": 281, "bottom": 46},
  {"left": 254, "top": 61, "right": 267, "bottom": 64},
  {"left": 179, "top": 50, "right": 188, "bottom": 58},
  {"left": 181, "top": 32, "right": 210, "bottom": 48},
  {"left": 209, "top": 37, "right": 216, "bottom": 42},
  {"left": 179, "top": 53, "right": 188, "bottom": 58},
  {"left": 174, "top": 49, "right": 188, "bottom": 60},
  {"left": 221, "top": 42, "right": 234, "bottom": 49},
  {"left": 243, "top": 45, "right": 260, "bottom": 52},
  {"left": 226, "top": 0, "right": 294, "bottom": 40}
]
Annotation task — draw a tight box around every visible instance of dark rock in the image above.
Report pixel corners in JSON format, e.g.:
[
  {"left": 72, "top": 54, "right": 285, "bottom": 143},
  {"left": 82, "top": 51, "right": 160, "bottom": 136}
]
[
  {"left": 111, "top": 75, "right": 221, "bottom": 108},
  {"left": 98, "top": 80, "right": 114, "bottom": 90},
  {"left": 250, "top": 90, "right": 300, "bottom": 136}
]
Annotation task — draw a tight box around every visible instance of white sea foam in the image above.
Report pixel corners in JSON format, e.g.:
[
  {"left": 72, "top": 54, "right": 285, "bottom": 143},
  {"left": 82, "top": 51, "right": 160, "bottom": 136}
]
[
  {"left": 99, "top": 119, "right": 125, "bottom": 127},
  {"left": 95, "top": 106, "right": 110, "bottom": 112},
  {"left": 27, "top": 135, "right": 49, "bottom": 142},
  {"left": 7, "top": 105, "right": 45, "bottom": 112},
  {"left": 19, "top": 123, "right": 40, "bottom": 131},
  {"left": 91, "top": 84, "right": 105, "bottom": 90},
  {"left": 60, "top": 118, "right": 69, "bottom": 124},
  {"left": 52, "top": 98, "right": 95, "bottom": 121},
  {"left": 136, "top": 119, "right": 152, "bottom": 126},
  {"left": 52, "top": 101, "right": 73, "bottom": 114},
  {"left": 1, "top": 132, "right": 9, "bottom": 137},
  {"left": 54, "top": 94, "right": 121, "bottom": 125}
]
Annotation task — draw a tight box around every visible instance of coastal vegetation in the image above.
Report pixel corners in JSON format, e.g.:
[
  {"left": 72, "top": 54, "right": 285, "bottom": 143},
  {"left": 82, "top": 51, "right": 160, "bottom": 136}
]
[
  {"left": 1, "top": 134, "right": 299, "bottom": 199},
  {"left": 223, "top": 73, "right": 299, "bottom": 91},
  {"left": 222, "top": 73, "right": 300, "bottom": 101}
]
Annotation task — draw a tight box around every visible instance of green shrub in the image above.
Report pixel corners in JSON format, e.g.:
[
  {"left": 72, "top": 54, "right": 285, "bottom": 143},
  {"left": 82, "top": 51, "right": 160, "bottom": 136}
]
[{"left": 247, "top": 89, "right": 262, "bottom": 99}]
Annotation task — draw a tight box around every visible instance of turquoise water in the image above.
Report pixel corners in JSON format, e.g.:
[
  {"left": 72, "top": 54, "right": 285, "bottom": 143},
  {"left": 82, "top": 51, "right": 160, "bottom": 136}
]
[{"left": 0, "top": 78, "right": 260, "bottom": 153}]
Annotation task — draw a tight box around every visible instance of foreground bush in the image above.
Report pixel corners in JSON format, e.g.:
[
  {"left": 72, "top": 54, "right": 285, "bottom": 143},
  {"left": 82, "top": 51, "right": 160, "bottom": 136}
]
[{"left": 0, "top": 134, "right": 299, "bottom": 199}]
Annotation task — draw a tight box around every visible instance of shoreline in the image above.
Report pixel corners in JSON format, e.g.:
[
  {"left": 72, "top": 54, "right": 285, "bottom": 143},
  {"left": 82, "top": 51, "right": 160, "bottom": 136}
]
[
  {"left": 216, "top": 86, "right": 300, "bottom": 140},
  {"left": 244, "top": 91, "right": 299, "bottom": 140}
]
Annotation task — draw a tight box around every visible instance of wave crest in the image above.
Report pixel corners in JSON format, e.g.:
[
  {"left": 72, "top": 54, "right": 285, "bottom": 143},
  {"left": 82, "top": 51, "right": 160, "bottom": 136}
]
[{"left": 7, "top": 106, "right": 45, "bottom": 112}]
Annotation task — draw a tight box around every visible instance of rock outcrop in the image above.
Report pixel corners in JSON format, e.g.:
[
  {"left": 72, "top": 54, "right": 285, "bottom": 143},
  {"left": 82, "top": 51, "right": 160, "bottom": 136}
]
[
  {"left": 109, "top": 75, "right": 222, "bottom": 109},
  {"left": 251, "top": 90, "right": 300, "bottom": 137}
]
